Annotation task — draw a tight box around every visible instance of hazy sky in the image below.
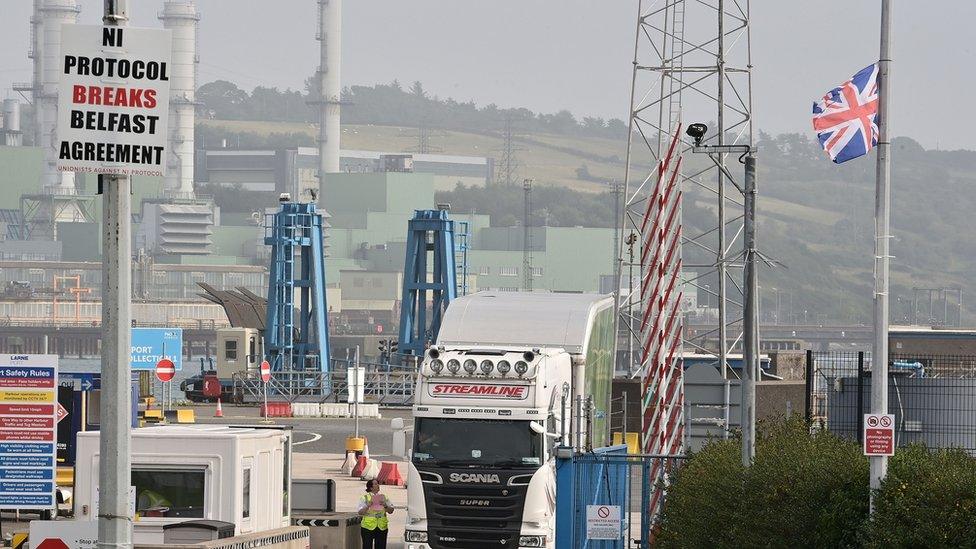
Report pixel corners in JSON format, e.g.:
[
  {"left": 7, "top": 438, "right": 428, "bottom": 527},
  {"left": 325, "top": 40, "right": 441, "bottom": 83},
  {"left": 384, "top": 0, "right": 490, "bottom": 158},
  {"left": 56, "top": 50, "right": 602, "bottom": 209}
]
[{"left": 1, "top": 1, "right": 973, "bottom": 149}]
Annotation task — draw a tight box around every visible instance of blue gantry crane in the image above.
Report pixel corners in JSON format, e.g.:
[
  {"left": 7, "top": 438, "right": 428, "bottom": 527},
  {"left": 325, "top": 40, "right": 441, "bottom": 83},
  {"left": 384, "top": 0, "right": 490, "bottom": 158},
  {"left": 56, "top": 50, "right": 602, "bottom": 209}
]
[
  {"left": 398, "top": 208, "right": 466, "bottom": 358},
  {"left": 264, "top": 197, "right": 331, "bottom": 375}
]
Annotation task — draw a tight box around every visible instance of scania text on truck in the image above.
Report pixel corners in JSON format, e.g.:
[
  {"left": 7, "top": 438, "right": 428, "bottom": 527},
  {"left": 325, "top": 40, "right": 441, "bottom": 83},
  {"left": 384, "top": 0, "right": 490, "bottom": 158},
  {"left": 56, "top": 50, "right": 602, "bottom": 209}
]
[{"left": 405, "top": 292, "right": 614, "bottom": 549}]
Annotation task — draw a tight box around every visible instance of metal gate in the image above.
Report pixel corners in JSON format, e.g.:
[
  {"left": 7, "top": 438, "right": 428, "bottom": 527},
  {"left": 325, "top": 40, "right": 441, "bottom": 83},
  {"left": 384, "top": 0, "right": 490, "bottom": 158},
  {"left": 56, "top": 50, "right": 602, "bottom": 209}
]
[{"left": 555, "top": 446, "right": 685, "bottom": 548}]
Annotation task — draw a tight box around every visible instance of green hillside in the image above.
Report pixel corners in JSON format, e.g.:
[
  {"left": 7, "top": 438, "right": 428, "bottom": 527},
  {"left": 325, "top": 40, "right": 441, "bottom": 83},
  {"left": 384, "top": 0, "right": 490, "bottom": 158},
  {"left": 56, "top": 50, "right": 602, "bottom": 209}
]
[{"left": 197, "top": 118, "right": 976, "bottom": 325}]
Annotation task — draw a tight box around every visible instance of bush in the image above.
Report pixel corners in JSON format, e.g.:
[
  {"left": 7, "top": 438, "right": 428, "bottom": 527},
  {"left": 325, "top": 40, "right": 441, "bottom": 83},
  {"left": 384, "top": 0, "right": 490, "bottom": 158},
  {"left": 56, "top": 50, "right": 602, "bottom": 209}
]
[
  {"left": 657, "top": 417, "right": 869, "bottom": 548},
  {"left": 737, "top": 418, "right": 869, "bottom": 548},
  {"left": 868, "top": 444, "right": 976, "bottom": 547},
  {"left": 655, "top": 437, "right": 743, "bottom": 548}
]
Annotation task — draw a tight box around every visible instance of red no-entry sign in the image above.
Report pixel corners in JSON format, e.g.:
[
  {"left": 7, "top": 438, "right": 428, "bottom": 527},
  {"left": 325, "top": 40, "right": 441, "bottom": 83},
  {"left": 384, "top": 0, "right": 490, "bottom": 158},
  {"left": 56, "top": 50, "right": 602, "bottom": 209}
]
[
  {"left": 155, "top": 358, "right": 176, "bottom": 382},
  {"left": 260, "top": 360, "right": 271, "bottom": 383}
]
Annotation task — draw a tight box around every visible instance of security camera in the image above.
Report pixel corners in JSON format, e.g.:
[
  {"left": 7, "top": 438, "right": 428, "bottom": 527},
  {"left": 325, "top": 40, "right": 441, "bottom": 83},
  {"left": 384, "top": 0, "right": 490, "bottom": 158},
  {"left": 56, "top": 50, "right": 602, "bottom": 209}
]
[
  {"left": 686, "top": 123, "right": 708, "bottom": 147},
  {"left": 278, "top": 193, "right": 291, "bottom": 203}
]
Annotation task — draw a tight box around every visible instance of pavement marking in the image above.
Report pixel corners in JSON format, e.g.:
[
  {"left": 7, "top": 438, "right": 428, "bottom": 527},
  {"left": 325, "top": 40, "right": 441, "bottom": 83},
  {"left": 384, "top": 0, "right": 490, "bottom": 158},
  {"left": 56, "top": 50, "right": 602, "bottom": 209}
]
[{"left": 293, "top": 431, "right": 322, "bottom": 446}]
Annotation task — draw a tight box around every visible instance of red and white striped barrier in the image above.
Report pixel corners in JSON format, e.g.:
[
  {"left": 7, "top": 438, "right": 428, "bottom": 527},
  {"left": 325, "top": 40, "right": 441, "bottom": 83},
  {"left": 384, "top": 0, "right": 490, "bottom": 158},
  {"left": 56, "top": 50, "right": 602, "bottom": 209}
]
[{"left": 639, "top": 124, "right": 685, "bottom": 514}]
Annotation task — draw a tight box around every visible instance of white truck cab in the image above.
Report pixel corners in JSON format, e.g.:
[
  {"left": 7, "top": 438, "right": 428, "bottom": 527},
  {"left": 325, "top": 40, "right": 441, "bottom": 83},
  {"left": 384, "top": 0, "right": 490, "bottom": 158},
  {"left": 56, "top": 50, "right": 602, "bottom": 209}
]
[{"left": 405, "top": 292, "right": 614, "bottom": 549}]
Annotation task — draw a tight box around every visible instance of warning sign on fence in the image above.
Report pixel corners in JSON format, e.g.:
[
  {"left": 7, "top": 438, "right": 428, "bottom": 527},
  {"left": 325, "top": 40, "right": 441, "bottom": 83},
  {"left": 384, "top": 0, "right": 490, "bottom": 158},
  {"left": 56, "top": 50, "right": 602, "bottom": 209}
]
[
  {"left": 586, "top": 504, "right": 622, "bottom": 540},
  {"left": 863, "top": 413, "right": 895, "bottom": 456}
]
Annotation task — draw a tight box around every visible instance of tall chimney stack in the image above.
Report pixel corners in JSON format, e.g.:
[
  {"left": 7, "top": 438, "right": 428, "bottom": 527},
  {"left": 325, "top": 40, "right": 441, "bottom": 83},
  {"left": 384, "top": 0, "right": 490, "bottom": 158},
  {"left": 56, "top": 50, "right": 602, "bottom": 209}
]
[
  {"left": 317, "top": 0, "right": 341, "bottom": 194},
  {"left": 160, "top": 0, "right": 200, "bottom": 199},
  {"left": 40, "top": 0, "right": 79, "bottom": 194}
]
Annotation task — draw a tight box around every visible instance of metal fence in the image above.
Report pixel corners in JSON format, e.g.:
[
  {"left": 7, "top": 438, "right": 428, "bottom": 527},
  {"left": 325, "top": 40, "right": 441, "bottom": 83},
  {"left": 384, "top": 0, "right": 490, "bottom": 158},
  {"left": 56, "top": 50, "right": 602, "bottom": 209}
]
[
  {"left": 806, "top": 350, "right": 976, "bottom": 453},
  {"left": 232, "top": 359, "right": 417, "bottom": 405}
]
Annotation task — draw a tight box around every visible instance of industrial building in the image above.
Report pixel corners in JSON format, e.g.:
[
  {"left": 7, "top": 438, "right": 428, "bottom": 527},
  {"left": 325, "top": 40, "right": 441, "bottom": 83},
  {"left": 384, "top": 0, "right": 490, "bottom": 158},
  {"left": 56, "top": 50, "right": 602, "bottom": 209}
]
[
  {"left": 197, "top": 148, "right": 493, "bottom": 196},
  {"left": 0, "top": 143, "right": 617, "bottom": 323}
]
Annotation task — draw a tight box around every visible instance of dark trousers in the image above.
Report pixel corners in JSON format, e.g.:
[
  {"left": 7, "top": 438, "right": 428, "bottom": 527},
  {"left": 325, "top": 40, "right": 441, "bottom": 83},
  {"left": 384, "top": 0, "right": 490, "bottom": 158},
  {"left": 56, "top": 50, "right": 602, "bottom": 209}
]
[{"left": 360, "top": 527, "right": 388, "bottom": 549}]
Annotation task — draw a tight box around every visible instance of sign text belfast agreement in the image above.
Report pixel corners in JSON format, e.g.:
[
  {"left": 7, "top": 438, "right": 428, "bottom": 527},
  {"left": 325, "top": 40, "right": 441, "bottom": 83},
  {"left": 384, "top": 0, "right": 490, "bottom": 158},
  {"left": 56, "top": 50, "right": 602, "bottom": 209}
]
[{"left": 57, "top": 26, "right": 172, "bottom": 177}]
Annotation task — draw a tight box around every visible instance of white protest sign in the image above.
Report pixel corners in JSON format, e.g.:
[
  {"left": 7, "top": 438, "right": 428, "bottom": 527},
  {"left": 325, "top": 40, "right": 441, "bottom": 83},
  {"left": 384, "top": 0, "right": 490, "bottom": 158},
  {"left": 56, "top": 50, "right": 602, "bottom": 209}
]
[{"left": 57, "top": 25, "right": 172, "bottom": 177}]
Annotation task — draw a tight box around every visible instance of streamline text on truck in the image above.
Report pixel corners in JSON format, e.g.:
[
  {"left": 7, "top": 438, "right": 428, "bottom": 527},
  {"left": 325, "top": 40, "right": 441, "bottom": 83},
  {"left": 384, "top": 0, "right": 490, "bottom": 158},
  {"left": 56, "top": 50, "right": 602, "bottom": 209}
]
[{"left": 405, "top": 292, "right": 614, "bottom": 549}]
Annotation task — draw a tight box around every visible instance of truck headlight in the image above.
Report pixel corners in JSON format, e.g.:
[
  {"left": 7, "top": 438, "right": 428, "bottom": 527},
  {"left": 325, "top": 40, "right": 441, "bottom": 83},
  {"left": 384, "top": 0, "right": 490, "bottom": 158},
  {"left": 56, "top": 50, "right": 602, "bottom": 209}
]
[
  {"left": 430, "top": 359, "right": 444, "bottom": 374},
  {"left": 514, "top": 361, "right": 529, "bottom": 376},
  {"left": 405, "top": 530, "right": 428, "bottom": 543},
  {"left": 519, "top": 535, "right": 546, "bottom": 547},
  {"left": 447, "top": 359, "right": 461, "bottom": 374},
  {"left": 480, "top": 359, "right": 494, "bottom": 374},
  {"left": 497, "top": 360, "right": 511, "bottom": 375},
  {"left": 463, "top": 359, "right": 477, "bottom": 374}
]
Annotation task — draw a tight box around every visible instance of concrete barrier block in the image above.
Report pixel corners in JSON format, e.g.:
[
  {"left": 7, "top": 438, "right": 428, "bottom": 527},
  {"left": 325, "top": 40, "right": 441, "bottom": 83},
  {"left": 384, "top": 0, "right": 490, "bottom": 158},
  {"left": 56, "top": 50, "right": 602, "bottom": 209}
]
[
  {"left": 293, "top": 403, "right": 320, "bottom": 417},
  {"left": 320, "top": 403, "right": 350, "bottom": 417},
  {"left": 294, "top": 514, "right": 360, "bottom": 549},
  {"left": 356, "top": 404, "right": 381, "bottom": 419},
  {"left": 360, "top": 458, "right": 380, "bottom": 481}
]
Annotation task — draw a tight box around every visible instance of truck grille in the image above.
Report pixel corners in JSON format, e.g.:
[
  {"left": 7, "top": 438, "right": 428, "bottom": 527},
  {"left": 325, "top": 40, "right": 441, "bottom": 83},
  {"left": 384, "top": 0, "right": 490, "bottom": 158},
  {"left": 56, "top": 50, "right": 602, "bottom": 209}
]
[{"left": 421, "top": 469, "right": 529, "bottom": 549}]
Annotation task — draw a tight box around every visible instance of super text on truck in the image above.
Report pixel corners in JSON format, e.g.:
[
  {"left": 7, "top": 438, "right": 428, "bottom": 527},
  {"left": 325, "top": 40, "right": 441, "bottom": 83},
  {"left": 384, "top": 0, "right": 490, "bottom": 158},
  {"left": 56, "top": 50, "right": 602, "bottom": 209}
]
[{"left": 405, "top": 292, "right": 614, "bottom": 549}]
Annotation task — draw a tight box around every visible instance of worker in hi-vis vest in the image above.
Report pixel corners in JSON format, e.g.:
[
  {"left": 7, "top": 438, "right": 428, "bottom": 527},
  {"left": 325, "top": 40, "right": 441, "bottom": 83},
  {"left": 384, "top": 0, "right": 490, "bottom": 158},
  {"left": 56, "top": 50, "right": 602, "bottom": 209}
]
[{"left": 358, "top": 479, "right": 394, "bottom": 549}]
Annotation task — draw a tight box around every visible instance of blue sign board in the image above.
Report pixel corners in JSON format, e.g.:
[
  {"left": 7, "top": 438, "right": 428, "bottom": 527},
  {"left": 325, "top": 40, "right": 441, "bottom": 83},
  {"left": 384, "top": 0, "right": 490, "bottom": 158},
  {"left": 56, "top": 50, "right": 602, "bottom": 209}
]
[
  {"left": 0, "top": 354, "right": 58, "bottom": 510},
  {"left": 131, "top": 328, "right": 183, "bottom": 371}
]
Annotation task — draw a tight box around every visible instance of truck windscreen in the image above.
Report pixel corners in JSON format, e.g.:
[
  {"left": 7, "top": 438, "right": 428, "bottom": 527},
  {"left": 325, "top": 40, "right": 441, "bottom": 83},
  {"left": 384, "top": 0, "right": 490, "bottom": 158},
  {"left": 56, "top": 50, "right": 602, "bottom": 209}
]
[{"left": 413, "top": 418, "right": 542, "bottom": 467}]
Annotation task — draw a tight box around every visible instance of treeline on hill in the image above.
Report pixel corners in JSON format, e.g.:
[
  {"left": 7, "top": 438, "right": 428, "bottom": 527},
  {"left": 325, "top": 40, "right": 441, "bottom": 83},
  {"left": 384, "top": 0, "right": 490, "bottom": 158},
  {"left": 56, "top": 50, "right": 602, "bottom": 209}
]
[
  {"left": 435, "top": 183, "right": 715, "bottom": 232},
  {"left": 196, "top": 79, "right": 628, "bottom": 140}
]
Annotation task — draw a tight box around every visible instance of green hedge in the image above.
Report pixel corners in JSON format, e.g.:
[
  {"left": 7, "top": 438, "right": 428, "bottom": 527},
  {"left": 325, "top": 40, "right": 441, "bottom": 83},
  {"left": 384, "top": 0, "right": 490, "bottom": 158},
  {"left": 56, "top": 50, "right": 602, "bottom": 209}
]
[
  {"left": 868, "top": 445, "right": 976, "bottom": 547},
  {"left": 657, "top": 417, "right": 868, "bottom": 548},
  {"left": 655, "top": 418, "right": 976, "bottom": 547}
]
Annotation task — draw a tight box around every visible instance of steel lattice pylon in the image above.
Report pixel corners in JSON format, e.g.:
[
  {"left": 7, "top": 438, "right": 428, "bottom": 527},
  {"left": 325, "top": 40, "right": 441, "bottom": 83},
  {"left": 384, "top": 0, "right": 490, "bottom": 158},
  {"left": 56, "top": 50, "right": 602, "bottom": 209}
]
[{"left": 615, "top": 0, "right": 754, "bottom": 458}]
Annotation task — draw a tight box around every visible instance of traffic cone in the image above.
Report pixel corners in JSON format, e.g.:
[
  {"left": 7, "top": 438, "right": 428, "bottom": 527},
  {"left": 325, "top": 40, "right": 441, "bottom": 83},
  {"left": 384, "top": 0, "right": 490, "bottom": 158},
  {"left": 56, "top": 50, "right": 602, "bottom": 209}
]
[
  {"left": 361, "top": 437, "right": 370, "bottom": 459},
  {"left": 215, "top": 398, "right": 224, "bottom": 418}
]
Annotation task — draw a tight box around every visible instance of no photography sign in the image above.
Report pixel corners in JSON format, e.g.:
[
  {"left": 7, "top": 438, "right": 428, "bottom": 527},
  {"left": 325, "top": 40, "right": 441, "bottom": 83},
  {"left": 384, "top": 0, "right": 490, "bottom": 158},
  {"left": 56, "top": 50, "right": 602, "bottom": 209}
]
[{"left": 57, "top": 25, "right": 172, "bottom": 177}]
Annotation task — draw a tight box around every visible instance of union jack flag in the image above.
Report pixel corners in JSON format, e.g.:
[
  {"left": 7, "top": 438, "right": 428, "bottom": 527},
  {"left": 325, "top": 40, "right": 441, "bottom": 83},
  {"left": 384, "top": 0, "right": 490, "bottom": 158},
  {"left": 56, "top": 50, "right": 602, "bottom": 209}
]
[{"left": 812, "top": 63, "right": 880, "bottom": 164}]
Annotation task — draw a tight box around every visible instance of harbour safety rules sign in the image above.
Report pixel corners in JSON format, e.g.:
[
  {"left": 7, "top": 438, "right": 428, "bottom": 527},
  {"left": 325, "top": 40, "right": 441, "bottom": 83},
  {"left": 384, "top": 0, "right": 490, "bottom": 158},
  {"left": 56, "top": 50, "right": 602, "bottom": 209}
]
[
  {"left": 57, "top": 25, "right": 172, "bottom": 177},
  {"left": 0, "top": 355, "right": 58, "bottom": 510}
]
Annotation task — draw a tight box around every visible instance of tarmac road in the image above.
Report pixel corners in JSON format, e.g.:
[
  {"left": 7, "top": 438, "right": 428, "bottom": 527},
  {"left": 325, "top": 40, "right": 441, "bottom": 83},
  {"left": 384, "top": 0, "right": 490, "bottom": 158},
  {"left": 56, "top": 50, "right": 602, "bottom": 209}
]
[{"left": 190, "top": 404, "right": 415, "bottom": 457}]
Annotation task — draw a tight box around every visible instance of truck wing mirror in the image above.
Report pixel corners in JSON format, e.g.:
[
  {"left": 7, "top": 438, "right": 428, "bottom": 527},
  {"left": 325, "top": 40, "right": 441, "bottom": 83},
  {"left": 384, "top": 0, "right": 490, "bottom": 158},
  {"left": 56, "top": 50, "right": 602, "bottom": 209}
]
[{"left": 530, "top": 421, "right": 546, "bottom": 434}]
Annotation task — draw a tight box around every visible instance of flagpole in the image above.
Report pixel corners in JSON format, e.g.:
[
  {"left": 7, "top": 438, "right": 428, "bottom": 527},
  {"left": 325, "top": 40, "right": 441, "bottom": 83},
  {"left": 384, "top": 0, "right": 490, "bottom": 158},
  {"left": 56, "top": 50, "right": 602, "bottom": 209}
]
[{"left": 870, "top": 0, "right": 892, "bottom": 508}]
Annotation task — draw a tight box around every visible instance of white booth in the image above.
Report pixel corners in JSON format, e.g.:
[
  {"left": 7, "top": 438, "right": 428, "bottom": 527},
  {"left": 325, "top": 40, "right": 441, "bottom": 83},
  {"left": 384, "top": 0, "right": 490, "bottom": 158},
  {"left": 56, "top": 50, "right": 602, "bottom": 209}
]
[{"left": 73, "top": 425, "right": 292, "bottom": 543}]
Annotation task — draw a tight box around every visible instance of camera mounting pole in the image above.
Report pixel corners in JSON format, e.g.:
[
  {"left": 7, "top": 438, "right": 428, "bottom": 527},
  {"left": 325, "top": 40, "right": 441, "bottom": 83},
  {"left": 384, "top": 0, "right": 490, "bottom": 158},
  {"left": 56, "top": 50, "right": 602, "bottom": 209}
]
[{"left": 691, "top": 136, "right": 760, "bottom": 466}]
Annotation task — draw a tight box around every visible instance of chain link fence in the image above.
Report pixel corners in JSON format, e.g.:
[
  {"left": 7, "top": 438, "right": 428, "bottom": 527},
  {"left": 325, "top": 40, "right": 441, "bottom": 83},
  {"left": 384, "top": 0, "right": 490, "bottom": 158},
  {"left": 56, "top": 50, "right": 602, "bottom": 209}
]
[{"left": 806, "top": 350, "right": 976, "bottom": 453}]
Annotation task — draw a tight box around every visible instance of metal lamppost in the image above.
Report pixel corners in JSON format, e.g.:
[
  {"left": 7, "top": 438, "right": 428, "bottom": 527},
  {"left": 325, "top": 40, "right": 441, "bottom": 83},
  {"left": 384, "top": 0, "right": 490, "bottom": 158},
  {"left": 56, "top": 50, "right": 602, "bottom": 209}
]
[{"left": 687, "top": 123, "right": 759, "bottom": 466}]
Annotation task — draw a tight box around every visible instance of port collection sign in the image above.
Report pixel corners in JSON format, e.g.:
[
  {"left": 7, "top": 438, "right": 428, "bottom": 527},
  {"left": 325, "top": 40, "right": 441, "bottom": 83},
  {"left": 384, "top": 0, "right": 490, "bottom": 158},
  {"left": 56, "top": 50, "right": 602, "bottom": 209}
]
[
  {"left": 57, "top": 25, "right": 172, "bottom": 177},
  {"left": 131, "top": 328, "right": 183, "bottom": 371},
  {"left": 0, "top": 355, "right": 58, "bottom": 510}
]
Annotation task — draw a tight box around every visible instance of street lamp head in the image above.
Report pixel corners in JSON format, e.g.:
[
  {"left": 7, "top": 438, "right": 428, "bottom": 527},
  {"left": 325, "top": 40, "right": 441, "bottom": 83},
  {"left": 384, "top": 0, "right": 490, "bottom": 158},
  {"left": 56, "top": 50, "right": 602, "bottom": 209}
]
[{"left": 686, "top": 123, "right": 708, "bottom": 146}]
